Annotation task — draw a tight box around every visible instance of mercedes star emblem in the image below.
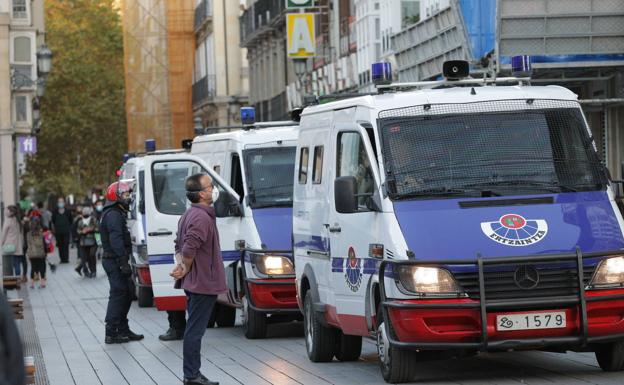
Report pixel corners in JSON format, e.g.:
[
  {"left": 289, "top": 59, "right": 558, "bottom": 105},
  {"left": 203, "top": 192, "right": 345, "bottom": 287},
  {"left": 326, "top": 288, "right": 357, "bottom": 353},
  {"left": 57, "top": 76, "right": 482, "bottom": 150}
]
[{"left": 514, "top": 265, "right": 540, "bottom": 290}]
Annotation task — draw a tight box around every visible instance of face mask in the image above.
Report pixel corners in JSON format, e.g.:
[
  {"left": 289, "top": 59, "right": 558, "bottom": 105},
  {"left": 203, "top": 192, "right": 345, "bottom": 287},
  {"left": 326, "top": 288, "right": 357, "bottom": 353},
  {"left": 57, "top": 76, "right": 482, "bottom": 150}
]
[
  {"left": 57, "top": 202, "right": 65, "bottom": 209},
  {"left": 211, "top": 188, "right": 219, "bottom": 204},
  {"left": 96, "top": 205, "right": 103, "bottom": 212}
]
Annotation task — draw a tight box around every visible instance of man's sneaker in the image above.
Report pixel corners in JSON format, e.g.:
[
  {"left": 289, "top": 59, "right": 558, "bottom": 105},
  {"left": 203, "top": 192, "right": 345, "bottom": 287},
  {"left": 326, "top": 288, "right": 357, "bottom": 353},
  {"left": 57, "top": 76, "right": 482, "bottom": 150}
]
[
  {"left": 183, "top": 374, "right": 218, "bottom": 385},
  {"left": 159, "top": 328, "right": 184, "bottom": 341},
  {"left": 120, "top": 330, "right": 144, "bottom": 341},
  {"left": 74, "top": 266, "right": 82, "bottom": 276},
  {"left": 105, "top": 335, "right": 130, "bottom": 344}
]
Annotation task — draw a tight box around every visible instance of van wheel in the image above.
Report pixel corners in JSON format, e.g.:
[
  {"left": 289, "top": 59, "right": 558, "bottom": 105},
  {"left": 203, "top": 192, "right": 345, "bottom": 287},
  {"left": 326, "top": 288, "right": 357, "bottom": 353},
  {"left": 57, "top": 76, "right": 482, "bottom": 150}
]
[
  {"left": 377, "top": 308, "right": 416, "bottom": 383},
  {"left": 216, "top": 304, "right": 236, "bottom": 327},
  {"left": 335, "top": 332, "right": 362, "bottom": 361},
  {"left": 304, "top": 291, "right": 336, "bottom": 362},
  {"left": 242, "top": 295, "right": 267, "bottom": 339},
  {"left": 137, "top": 286, "right": 153, "bottom": 308},
  {"left": 595, "top": 341, "right": 624, "bottom": 371}
]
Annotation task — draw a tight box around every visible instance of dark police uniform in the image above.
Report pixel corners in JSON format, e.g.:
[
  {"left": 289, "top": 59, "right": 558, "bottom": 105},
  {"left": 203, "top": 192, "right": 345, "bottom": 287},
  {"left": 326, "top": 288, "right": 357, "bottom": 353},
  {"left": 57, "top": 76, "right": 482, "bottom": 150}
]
[{"left": 99, "top": 203, "right": 135, "bottom": 339}]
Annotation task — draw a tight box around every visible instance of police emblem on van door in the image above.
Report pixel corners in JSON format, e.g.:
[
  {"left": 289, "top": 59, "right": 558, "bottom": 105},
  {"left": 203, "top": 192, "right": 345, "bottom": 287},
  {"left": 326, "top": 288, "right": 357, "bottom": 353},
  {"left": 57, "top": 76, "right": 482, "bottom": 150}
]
[
  {"left": 481, "top": 214, "right": 548, "bottom": 247},
  {"left": 345, "top": 247, "right": 363, "bottom": 292}
]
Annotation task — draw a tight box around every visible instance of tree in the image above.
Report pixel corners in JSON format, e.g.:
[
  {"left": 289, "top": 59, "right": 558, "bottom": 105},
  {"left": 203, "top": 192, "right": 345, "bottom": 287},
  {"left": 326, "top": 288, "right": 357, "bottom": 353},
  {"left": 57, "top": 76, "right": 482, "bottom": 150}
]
[{"left": 24, "top": 0, "right": 127, "bottom": 197}]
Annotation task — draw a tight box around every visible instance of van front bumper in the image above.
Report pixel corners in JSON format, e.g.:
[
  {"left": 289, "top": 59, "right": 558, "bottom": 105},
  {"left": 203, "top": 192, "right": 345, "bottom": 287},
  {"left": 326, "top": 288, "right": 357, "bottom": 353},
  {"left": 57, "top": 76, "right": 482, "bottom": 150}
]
[
  {"left": 386, "top": 289, "right": 624, "bottom": 349},
  {"left": 379, "top": 249, "right": 624, "bottom": 351},
  {"left": 246, "top": 278, "right": 300, "bottom": 313}
]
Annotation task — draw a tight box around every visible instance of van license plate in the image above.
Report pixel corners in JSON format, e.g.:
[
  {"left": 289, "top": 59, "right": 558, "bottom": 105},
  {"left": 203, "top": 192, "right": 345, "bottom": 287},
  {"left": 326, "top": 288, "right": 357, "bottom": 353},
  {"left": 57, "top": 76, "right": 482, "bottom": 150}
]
[{"left": 496, "top": 312, "right": 566, "bottom": 331}]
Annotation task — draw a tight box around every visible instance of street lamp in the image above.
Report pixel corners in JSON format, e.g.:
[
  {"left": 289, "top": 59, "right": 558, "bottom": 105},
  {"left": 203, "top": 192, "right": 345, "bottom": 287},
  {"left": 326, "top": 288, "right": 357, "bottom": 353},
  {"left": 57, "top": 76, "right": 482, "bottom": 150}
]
[
  {"left": 193, "top": 116, "right": 204, "bottom": 136},
  {"left": 36, "top": 44, "right": 53, "bottom": 76},
  {"left": 293, "top": 58, "right": 308, "bottom": 81}
]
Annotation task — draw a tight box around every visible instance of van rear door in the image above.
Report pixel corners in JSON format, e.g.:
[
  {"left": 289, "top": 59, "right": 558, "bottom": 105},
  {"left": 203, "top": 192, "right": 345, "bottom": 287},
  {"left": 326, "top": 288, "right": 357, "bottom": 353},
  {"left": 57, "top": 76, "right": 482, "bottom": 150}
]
[{"left": 143, "top": 154, "right": 240, "bottom": 311}]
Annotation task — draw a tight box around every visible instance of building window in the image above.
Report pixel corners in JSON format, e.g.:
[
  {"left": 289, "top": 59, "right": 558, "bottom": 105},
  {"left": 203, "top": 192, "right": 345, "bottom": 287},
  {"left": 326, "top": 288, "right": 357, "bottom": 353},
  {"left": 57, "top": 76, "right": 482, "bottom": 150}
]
[
  {"left": 14, "top": 95, "right": 28, "bottom": 123},
  {"left": 11, "top": 34, "right": 34, "bottom": 84},
  {"left": 12, "top": 0, "right": 28, "bottom": 20}
]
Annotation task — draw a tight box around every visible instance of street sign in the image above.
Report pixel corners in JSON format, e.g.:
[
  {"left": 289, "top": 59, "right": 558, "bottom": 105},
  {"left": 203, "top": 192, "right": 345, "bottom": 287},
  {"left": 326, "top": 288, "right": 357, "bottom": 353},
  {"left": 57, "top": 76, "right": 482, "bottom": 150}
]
[
  {"left": 286, "top": 0, "right": 313, "bottom": 8},
  {"left": 287, "top": 13, "right": 316, "bottom": 58},
  {"left": 18, "top": 136, "right": 37, "bottom": 155}
]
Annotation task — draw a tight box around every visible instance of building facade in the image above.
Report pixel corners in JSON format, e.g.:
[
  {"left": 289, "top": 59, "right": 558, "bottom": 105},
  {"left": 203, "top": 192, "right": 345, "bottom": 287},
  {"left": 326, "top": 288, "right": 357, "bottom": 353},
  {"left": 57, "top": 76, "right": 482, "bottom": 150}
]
[
  {"left": 121, "top": 0, "right": 195, "bottom": 152},
  {"left": 0, "top": 0, "right": 46, "bottom": 211},
  {"left": 193, "top": 0, "right": 249, "bottom": 130}
]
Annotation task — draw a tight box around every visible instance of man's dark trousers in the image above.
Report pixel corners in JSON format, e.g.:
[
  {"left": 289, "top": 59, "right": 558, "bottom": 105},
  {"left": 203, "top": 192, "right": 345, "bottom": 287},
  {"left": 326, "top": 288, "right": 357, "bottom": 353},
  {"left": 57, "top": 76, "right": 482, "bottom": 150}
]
[
  {"left": 168, "top": 310, "right": 186, "bottom": 333},
  {"left": 183, "top": 291, "right": 217, "bottom": 379},
  {"left": 103, "top": 258, "right": 134, "bottom": 336},
  {"left": 56, "top": 233, "right": 70, "bottom": 263}
]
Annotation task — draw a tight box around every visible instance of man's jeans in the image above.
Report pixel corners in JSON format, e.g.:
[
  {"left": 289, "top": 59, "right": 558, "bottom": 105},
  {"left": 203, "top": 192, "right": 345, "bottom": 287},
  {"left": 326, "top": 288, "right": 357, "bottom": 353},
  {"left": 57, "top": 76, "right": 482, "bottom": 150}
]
[
  {"left": 183, "top": 291, "right": 217, "bottom": 379},
  {"left": 103, "top": 258, "right": 134, "bottom": 336}
]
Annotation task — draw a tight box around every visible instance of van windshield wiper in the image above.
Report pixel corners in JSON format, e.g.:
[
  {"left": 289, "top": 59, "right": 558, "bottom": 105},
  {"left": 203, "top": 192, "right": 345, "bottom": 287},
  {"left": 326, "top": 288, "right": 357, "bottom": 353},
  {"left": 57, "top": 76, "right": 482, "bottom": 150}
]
[
  {"left": 395, "top": 187, "right": 487, "bottom": 200},
  {"left": 462, "top": 180, "right": 577, "bottom": 192}
]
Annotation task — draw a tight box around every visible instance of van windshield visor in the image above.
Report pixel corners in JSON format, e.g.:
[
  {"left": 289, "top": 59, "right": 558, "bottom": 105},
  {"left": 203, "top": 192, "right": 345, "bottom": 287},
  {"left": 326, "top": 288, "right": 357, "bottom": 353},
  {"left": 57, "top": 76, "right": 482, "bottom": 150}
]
[
  {"left": 378, "top": 103, "right": 607, "bottom": 200},
  {"left": 243, "top": 147, "right": 297, "bottom": 208}
]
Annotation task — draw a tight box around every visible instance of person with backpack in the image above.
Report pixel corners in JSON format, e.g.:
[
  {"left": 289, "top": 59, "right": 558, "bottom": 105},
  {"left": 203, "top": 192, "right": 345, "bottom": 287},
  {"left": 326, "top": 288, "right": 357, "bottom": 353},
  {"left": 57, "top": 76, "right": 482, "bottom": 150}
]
[
  {"left": 76, "top": 206, "right": 98, "bottom": 278},
  {"left": 26, "top": 215, "right": 47, "bottom": 288}
]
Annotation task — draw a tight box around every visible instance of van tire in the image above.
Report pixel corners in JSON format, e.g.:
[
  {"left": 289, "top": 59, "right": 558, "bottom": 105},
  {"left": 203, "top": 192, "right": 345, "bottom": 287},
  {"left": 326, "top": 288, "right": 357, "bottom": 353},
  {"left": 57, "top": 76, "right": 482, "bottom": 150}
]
[
  {"left": 377, "top": 307, "right": 416, "bottom": 383},
  {"left": 304, "top": 292, "right": 336, "bottom": 362},
  {"left": 595, "top": 341, "right": 624, "bottom": 371},
  {"left": 216, "top": 304, "right": 236, "bottom": 327},
  {"left": 335, "top": 332, "right": 362, "bottom": 361},
  {"left": 243, "top": 296, "right": 267, "bottom": 339},
  {"left": 137, "top": 286, "right": 153, "bottom": 308}
]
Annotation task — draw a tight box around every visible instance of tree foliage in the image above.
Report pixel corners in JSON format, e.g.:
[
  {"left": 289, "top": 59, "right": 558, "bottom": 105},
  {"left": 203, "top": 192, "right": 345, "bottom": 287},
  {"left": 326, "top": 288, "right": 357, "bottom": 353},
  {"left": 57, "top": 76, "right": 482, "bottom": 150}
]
[{"left": 24, "top": 0, "right": 127, "bottom": 197}]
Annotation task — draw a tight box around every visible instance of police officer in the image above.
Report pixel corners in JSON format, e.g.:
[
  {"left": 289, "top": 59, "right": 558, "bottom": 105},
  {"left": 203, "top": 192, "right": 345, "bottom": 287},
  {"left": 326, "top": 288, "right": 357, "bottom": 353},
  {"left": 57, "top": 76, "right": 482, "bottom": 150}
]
[{"left": 100, "top": 181, "right": 144, "bottom": 344}]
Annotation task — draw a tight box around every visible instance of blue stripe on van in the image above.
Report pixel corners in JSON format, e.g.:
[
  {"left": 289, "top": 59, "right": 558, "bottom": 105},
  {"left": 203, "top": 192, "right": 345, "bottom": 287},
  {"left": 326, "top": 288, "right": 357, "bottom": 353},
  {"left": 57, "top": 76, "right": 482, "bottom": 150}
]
[
  {"left": 293, "top": 233, "right": 330, "bottom": 253},
  {"left": 149, "top": 251, "right": 240, "bottom": 265},
  {"left": 149, "top": 254, "right": 174, "bottom": 265}
]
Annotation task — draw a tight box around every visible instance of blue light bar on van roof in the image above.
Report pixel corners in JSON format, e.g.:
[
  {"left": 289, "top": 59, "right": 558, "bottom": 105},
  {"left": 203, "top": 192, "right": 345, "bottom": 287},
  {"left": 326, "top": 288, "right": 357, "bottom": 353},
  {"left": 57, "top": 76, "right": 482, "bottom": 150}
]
[
  {"left": 241, "top": 107, "right": 255, "bottom": 125},
  {"left": 145, "top": 139, "right": 156, "bottom": 152},
  {"left": 122, "top": 153, "right": 130, "bottom": 162},
  {"left": 511, "top": 55, "right": 532, "bottom": 77},
  {"left": 372, "top": 62, "right": 392, "bottom": 85}
]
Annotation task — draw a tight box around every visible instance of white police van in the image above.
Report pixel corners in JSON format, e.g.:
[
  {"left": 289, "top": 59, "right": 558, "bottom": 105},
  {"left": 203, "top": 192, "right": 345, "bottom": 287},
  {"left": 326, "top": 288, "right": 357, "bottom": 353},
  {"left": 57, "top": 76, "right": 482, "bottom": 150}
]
[
  {"left": 119, "top": 142, "right": 190, "bottom": 308},
  {"left": 145, "top": 113, "right": 301, "bottom": 338},
  {"left": 293, "top": 59, "right": 624, "bottom": 382}
]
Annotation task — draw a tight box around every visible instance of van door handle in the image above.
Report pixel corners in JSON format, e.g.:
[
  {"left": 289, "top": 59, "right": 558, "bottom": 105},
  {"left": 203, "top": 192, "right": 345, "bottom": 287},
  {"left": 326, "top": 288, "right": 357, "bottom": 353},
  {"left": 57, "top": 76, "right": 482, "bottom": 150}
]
[
  {"left": 324, "top": 223, "right": 341, "bottom": 233},
  {"left": 148, "top": 231, "right": 173, "bottom": 236}
]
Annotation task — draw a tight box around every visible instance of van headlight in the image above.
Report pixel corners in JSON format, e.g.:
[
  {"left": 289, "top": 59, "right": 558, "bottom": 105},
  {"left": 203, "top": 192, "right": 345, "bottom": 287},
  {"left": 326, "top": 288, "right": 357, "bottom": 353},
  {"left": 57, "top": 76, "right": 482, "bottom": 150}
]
[
  {"left": 252, "top": 255, "right": 294, "bottom": 276},
  {"left": 590, "top": 256, "right": 624, "bottom": 288},
  {"left": 396, "top": 265, "right": 462, "bottom": 296}
]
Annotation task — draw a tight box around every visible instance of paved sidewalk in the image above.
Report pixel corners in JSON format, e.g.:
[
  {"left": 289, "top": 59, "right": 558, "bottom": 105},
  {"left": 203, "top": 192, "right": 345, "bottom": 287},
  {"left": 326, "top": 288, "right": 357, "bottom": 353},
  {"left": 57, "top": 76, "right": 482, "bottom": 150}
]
[{"left": 25, "top": 250, "right": 624, "bottom": 385}]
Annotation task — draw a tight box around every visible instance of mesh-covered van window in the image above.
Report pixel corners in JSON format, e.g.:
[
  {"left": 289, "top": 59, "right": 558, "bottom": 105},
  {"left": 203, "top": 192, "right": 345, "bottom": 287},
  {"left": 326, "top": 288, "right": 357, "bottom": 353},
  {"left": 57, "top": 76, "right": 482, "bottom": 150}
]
[
  {"left": 378, "top": 100, "right": 607, "bottom": 200},
  {"left": 243, "top": 147, "right": 297, "bottom": 208}
]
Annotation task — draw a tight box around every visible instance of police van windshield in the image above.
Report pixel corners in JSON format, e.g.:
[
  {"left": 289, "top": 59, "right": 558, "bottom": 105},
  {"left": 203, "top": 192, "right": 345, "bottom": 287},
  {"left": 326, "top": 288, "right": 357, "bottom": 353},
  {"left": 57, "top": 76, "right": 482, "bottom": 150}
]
[
  {"left": 242, "top": 147, "right": 297, "bottom": 208},
  {"left": 379, "top": 106, "right": 607, "bottom": 200}
]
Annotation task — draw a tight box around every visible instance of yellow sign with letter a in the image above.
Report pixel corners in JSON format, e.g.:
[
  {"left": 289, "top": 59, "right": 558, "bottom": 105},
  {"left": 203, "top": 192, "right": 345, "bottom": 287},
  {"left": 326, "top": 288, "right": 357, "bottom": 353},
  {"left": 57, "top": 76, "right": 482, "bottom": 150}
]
[{"left": 287, "top": 13, "right": 316, "bottom": 58}]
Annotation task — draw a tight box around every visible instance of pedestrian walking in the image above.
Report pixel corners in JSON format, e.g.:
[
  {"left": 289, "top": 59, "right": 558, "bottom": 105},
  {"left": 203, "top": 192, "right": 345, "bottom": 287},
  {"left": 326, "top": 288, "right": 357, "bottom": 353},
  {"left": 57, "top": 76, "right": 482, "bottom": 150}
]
[
  {"left": 76, "top": 206, "right": 98, "bottom": 277},
  {"left": 100, "top": 181, "right": 144, "bottom": 344},
  {"left": 38, "top": 201, "right": 52, "bottom": 230},
  {"left": 170, "top": 173, "right": 226, "bottom": 385},
  {"left": 26, "top": 216, "right": 47, "bottom": 288},
  {"left": 94, "top": 199, "right": 104, "bottom": 260},
  {"left": 1, "top": 205, "right": 26, "bottom": 282},
  {"left": 51, "top": 197, "right": 72, "bottom": 263}
]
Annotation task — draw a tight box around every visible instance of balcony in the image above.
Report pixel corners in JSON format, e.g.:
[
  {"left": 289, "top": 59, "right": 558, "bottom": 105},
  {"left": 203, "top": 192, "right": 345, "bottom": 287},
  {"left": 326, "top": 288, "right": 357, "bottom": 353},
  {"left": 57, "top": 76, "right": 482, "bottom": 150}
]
[
  {"left": 192, "top": 75, "right": 216, "bottom": 107},
  {"left": 194, "top": 0, "right": 212, "bottom": 32},
  {"left": 240, "top": 0, "right": 286, "bottom": 47}
]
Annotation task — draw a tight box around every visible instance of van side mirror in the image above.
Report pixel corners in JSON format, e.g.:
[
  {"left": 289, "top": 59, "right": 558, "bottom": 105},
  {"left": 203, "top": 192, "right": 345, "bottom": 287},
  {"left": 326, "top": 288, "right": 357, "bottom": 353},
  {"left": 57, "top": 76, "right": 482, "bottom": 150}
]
[
  {"left": 214, "top": 190, "right": 243, "bottom": 218},
  {"left": 335, "top": 176, "right": 358, "bottom": 214}
]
